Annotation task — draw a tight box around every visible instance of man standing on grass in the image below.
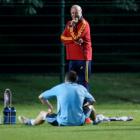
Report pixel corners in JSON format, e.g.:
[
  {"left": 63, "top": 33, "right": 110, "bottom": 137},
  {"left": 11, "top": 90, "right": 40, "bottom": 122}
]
[
  {"left": 18, "top": 71, "right": 100, "bottom": 126},
  {"left": 61, "top": 5, "right": 92, "bottom": 90}
]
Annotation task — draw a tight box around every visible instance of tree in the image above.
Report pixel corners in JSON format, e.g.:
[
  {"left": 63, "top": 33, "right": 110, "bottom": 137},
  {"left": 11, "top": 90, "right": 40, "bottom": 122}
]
[
  {"left": 0, "top": 0, "right": 44, "bottom": 15},
  {"left": 113, "top": 0, "right": 138, "bottom": 11}
]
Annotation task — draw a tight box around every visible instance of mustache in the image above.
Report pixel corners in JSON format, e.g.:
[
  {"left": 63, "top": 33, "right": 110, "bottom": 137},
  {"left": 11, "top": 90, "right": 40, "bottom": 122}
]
[
  {"left": 72, "top": 17, "right": 79, "bottom": 23},
  {"left": 69, "top": 17, "right": 79, "bottom": 27}
]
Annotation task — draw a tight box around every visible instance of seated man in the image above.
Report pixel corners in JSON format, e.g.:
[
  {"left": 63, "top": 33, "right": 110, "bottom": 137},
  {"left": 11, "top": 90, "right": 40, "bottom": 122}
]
[{"left": 18, "top": 71, "right": 100, "bottom": 126}]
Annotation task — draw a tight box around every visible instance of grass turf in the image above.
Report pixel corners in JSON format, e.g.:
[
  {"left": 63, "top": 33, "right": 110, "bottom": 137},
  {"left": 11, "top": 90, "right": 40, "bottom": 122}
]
[
  {"left": 0, "top": 73, "right": 140, "bottom": 140},
  {"left": 0, "top": 104, "right": 140, "bottom": 140},
  {"left": 0, "top": 73, "right": 140, "bottom": 104}
]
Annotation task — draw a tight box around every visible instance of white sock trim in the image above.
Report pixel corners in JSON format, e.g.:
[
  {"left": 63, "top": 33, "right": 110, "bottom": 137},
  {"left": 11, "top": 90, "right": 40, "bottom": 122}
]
[{"left": 30, "top": 119, "right": 35, "bottom": 125}]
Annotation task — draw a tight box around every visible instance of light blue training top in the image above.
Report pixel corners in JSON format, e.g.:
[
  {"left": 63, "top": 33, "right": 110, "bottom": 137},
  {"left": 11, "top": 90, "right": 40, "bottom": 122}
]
[{"left": 40, "top": 82, "right": 95, "bottom": 126}]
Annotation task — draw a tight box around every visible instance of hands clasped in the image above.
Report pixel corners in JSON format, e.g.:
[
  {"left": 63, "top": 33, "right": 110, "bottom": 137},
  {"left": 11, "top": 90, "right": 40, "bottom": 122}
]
[{"left": 75, "top": 38, "right": 84, "bottom": 45}]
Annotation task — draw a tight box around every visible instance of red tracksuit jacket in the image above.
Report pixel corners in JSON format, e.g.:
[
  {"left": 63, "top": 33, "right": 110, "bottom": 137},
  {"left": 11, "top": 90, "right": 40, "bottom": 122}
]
[{"left": 61, "top": 18, "right": 92, "bottom": 60}]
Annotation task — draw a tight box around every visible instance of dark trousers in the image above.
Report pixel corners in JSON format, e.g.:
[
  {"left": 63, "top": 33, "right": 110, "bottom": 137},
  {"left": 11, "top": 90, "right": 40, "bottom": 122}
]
[{"left": 68, "top": 60, "right": 91, "bottom": 90}]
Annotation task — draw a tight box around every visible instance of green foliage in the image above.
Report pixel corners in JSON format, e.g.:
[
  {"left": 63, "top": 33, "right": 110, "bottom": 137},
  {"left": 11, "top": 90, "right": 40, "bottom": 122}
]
[
  {"left": 114, "top": 0, "right": 138, "bottom": 11},
  {"left": 0, "top": 0, "right": 44, "bottom": 15},
  {"left": 23, "top": 0, "right": 43, "bottom": 15},
  {"left": 0, "top": 0, "right": 13, "bottom": 3}
]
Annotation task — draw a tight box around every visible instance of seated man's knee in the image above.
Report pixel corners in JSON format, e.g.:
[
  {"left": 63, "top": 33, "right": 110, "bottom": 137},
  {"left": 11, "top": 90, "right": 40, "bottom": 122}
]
[
  {"left": 39, "top": 111, "right": 47, "bottom": 119},
  {"left": 88, "top": 105, "right": 94, "bottom": 110},
  {"left": 83, "top": 105, "right": 93, "bottom": 110}
]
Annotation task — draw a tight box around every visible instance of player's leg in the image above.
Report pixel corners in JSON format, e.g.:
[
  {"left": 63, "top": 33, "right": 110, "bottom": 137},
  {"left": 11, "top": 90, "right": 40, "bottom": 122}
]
[
  {"left": 68, "top": 60, "right": 77, "bottom": 72},
  {"left": 32, "top": 111, "right": 47, "bottom": 125},
  {"left": 89, "top": 105, "right": 96, "bottom": 121},
  {"left": 83, "top": 105, "right": 96, "bottom": 120},
  {"left": 84, "top": 60, "right": 91, "bottom": 90},
  {"left": 18, "top": 111, "right": 48, "bottom": 125},
  {"left": 45, "top": 113, "right": 59, "bottom": 126},
  {"left": 69, "top": 60, "right": 87, "bottom": 87},
  {"left": 83, "top": 105, "right": 93, "bottom": 124},
  {"left": 77, "top": 61, "right": 91, "bottom": 90},
  {"left": 83, "top": 104, "right": 101, "bottom": 125}
]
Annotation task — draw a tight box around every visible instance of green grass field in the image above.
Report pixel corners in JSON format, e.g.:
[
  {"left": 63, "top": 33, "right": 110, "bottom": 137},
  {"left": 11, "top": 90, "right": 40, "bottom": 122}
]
[
  {"left": 0, "top": 73, "right": 140, "bottom": 140},
  {"left": 0, "top": 104, "right": 140, "bottom": 140}
]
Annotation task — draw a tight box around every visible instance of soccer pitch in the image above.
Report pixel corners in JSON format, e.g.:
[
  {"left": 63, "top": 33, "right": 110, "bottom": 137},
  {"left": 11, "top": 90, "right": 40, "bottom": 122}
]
[
  {"left": 0, "top": 73, "right": 140, "bottom": 140},
  {"left": 0, "top": 104, "right": 140, "bottom": 140}
]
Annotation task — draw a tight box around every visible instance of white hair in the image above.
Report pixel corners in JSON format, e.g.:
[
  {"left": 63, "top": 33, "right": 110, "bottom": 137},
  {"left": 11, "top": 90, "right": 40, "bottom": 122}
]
[
  {"left": 71, "top": 5, "right": 82, "bottom": 12},
  {"left": 71, "top": 5, "right": 82, "bottom": 18}
]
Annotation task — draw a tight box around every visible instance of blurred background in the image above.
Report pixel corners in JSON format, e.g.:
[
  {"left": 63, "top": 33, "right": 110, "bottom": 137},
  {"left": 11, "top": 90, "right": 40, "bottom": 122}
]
[
  {"left": 0, "top": 2, "right": 140, "bottom": 139},
  {"left": 0, "top": 0, "right": 140, "bottom": 104},
  {"left": 0, "top": 0, "right": 140, "bottom": 74}
]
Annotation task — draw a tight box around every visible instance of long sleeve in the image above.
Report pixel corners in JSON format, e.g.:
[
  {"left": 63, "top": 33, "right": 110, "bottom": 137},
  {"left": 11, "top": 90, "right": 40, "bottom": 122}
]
[
  {"left": 60, "top": 19, "right": 92, "bottom": 60},
  {"left": 60, "top": 21, "right": 74, "bottom": 45},
  {"left": 81, "top": 21, "right": 92, "bottom": 60}
]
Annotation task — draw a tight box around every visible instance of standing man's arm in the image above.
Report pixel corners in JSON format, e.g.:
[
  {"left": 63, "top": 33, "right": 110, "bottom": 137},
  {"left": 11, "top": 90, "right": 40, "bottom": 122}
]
[
  {"left": 81, "top": 21, "right": 92, "bottom": 60},
  {"left": 61, "top": 22, "right": 74, "bottom": 45}
]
